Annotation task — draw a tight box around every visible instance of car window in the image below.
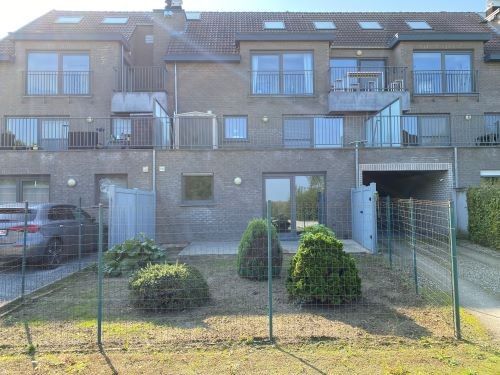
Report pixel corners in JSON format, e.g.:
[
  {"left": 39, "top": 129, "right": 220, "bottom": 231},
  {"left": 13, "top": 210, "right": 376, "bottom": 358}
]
[
  {"left": 0, "top": 208, "right": 37, "bottom": 222},
  {"left": 74, "top": 208, "right": 93, "bottom": 221},
  {"left": 48, "top": 206, "right": 76, "bottom": 221}
]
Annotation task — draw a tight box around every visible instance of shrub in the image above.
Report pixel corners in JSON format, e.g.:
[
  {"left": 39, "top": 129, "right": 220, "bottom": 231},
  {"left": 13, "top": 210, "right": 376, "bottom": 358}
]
[
  {"left": 287, "top": 230, "right": 361, "bottom": 305},
  {"left": 129, "top": 263, "right": 209, "bottom": 311},
  {"left": 302, "top": 224, "right": 335, "bottom": 238},
  {"left": 103, "top": 235, "right": 166, "bottom": 277},
  {"left": 237, "top": 219, "right": 283, "bottom": 280},
  {"left": 467, "top": 187, "right": 500, "bottom": 250}
]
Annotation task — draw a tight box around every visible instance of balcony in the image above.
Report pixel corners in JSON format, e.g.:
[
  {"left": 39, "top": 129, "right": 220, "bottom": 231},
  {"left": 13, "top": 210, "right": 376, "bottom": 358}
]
[
  {"left": 328, "top": 67, "right": 410, "bottom": 112},
  {"left": 250, "top": 70, "right": 314, "bottom": 96},
  {"left": 24, "top": 71, "right": 91, "bottom": 96},
  {"left": 0, "top": 115, "right": 497, "bottom": 152},
  {"left": 412, "top": 70, "right": 479, "bottom": 95},
  {"left": 112, "top": 66, "right": 168, "bottom": 113}
]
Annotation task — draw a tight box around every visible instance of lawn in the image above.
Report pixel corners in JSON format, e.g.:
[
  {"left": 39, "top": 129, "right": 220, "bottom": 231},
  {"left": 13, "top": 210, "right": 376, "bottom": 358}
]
[{"left": 0, "top": 252, "right": 498, "bottom": 373}]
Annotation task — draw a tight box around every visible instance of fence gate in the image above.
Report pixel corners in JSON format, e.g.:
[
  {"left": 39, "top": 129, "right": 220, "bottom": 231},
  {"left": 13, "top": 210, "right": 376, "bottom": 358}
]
[
  {"left": 351, "top": 183, "right": 377, "bottom": 253},
  {"left": 107, "top": 186, "right": 156, "bottom": 248}
]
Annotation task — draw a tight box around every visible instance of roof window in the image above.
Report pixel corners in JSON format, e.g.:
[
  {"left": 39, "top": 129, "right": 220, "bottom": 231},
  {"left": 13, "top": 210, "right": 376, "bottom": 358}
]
[
  {"left": 264, "top": 21, "right": 285, "bottom": 29},
  {"left": 359, "top": 21, "right": 383, "bottom": 30},
  {"left": 54, "top": 16, "right": 83, "bottom": 24},
  {"left": 102, "top": 17, "right": 129, "bottom": 24},
  {"left": 314, "top": 21, "right": 336, "bottom": 30},
  {"left": 406, "top": 21, "right": 432, "bottom": 30},
  {"left": 186, "top": 12, "right": 201, "bottom": 20}
]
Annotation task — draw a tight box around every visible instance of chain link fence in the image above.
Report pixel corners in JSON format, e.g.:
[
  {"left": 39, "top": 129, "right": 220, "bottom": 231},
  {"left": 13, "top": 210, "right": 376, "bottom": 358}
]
[{"left": 0, "top": 196, "right": 494, "bottom": 351}]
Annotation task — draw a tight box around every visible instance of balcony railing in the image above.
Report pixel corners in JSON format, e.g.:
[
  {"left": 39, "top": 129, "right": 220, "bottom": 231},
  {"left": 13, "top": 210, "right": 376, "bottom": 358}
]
[
  {"left": 114, "top": 66, "right": 168, "bottom": 92},
  {"left": 0, "top": 115, "right": 498, "bottom": 151},
  {"left": 250, "top": 70, "right": 314, "bottom": 95},
  {"left": 24, "top": 71, "right": 91, "bottom": 96},
  {"left": 412, "top": 70, "right": 478, "bottom": 95},
  {"left": 329, "top": 67, "right": 408, "bottom": 92}
]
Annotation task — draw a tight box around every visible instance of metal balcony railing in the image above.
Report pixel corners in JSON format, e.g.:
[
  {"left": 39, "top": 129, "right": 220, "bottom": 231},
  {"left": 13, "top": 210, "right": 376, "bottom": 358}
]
[
  {"left": 329, "top": 67, "right": 408, "bottom": 92},
  {"left": 250, "top": 70, "right": 314, "bottom": 95},
  {"left": 114, "top": 66, "right": 168, "bottom": 92},
  {"left": 24, "top": 71, "right": 91, "bottom": 96},
  {"left": 0, "top": 115, "right": 498, "bottom": 151},
  {"left": 412, "top": 70, "right": 478, "bottom": 95}
]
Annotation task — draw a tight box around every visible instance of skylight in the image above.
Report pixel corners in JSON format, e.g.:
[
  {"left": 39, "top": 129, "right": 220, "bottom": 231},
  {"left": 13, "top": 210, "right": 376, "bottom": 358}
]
[
  {"left": 264, "top": 21, "right": 285, "bottom": 30},
  {"left": 102, "top": 17, "right": 129, "bottom": 24},
  {"left": 186, "top": 12, "right": 201, "bottom": 20},
  {"left": 55, "top": 16, "right": 83, "bottom": 24},
  {"left": 406, "top": 21, "right": 432, "bottom": 30},
  {"left": 314, "top": 21, "right": 336, "bottom": 30},
  {"left": 359, "top": 21, "right": 383, "bottom": 30}
]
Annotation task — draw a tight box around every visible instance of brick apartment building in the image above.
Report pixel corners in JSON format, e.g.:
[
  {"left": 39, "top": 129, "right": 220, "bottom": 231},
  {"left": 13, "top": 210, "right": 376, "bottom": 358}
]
[{"left": 0, "top": 0, "right": 499, "bottom": 241}]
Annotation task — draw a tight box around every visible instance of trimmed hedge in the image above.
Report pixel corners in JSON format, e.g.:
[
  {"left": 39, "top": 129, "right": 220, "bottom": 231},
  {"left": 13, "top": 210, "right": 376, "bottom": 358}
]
[
  {"left": 467, "top": 187, "right": 500, "bottom": 250},
  {"left": 129, "top": 263, "right": 209, "bottom": 311},
  {"left": 237, "top": 219, "right": 283, "bottom": 280},
  {"left": 287, "top": 226, "right": 361, "bottom": 305},
  {"left": 103, "top": 235, "right": 166, "bottom": 277}
]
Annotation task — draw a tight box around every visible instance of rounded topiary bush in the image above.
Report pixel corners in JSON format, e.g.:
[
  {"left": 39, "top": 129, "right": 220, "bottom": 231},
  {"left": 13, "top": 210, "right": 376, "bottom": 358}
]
[
  {"left": 287, "top": 228, "right": 361, "bottom": 305},
  {"left": 237, "top": 219, "right": 283, "bottom": 280},
  {"left": 129, "top": 263, "right": 209, "bottom": 311}
]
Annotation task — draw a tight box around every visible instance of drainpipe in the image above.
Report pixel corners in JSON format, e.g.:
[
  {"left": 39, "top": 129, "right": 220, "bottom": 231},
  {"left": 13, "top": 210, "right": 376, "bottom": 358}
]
[
  {"left": 454, "top": 147, "right": 459, "bottom": 189},
  {"left": 174, "top": 63, "right": 178, "bottom": 114},
  {"left": 152, "top": 148, "right": 157, "bottom": 194},
  {"left": 121, "top": 45, "right": 124, "bottom": 91}
]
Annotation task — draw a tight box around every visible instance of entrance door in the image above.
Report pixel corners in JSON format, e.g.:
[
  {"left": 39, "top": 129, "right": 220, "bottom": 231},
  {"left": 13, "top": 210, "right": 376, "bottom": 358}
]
[{"left": 265, "top": 175, "right": 325, "bottom": 238}]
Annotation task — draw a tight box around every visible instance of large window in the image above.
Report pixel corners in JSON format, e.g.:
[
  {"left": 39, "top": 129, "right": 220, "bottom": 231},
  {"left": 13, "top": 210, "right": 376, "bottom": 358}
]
[
  {"left": 251, "top": 52, "right": 313, "bottom": 95},
  {"left": 413, "top": 52, "right": 473, "bottom": 94},
  {"left": 182, "top": 174, "right": 214, "bottom": 203},
  {"left": 224, "top": 116, "right": 248, "bottom": 140},
  {"left": 0, "top": 176, "right": 49, "bottom": 204},
  {"left": 27, "top": 52, "right": 90, "bottom": 95},
  {"left": 5, "top": 117, "right": 69, "bottom": 150},
  {"left": 283, "top": 117, "right": 343, "bottom": 148}
]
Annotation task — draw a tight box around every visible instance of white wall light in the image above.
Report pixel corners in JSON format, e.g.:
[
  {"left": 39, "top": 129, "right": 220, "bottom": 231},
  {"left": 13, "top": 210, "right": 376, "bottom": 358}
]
[
  {"left": 67, "top": 178, "right": 77, "bottom": 187},
  {"left": 234, "top": 177, "right": 242, "bottom": 185}
]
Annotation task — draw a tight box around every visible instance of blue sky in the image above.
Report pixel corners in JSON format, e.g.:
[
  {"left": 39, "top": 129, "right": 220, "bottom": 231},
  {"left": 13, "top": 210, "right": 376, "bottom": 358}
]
[{"left": 0, "top": 0, "right": 487, "bottom": 38}]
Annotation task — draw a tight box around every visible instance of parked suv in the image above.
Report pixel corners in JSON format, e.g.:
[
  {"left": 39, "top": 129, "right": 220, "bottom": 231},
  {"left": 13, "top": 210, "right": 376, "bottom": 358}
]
[{"left": 0, "top": 203, "right": 98, "bottom": 267}]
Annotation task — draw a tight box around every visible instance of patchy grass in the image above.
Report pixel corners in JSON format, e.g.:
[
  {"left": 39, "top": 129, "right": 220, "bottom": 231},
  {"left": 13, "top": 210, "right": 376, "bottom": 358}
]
[{"left": 0, "top": 254, "right": 494, "bottom": 353}]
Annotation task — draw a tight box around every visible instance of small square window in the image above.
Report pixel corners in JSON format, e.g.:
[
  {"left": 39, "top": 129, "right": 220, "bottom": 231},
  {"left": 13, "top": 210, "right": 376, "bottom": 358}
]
[
  {"left": 102, "top": 17, "right": 129, "bottom": 24},
  {"left": 264, "top": 21, "right": 285, "bottom": 29},
  {"left": 186, "top": 12, "right": 201, "bottom": 20},
  {"left": 406, "top": 21, "right": 432, "bottom": 30},
  {"left": 182, "top": 174, "right": 214, "bottom": 203},
  {"left": 224, "top": 116, "right": 248, "bottom": 140},
  {"left": 359, "top": 21, "right": 383, "bottom": 30},
  {"left": 55, "top": 16, "right": 83, "bottom": 24},
  {"left": 314, "top": 21, "right": 336, "bottom": 30}
]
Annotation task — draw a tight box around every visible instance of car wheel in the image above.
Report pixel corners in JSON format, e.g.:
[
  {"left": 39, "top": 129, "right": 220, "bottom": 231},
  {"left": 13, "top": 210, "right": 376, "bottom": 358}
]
[{"left": 45, "top": 238, "right": 63, "bottom": 268}]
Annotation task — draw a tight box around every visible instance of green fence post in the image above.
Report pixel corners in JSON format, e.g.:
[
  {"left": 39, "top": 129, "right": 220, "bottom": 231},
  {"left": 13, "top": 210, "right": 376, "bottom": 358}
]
[
  {"left": 21, "top": 201, "right": 28, "bottom": 299},
  {"left": 448, "top": 201, "right": 461, "bottom": 340},
  {"left": 266, "top": 200, "right": 273, "bottom": 342},
  {"left": 97, "top": 203, "right": 104, "bottom": 346},
  {"left": 78, "top": 197, "right": 82, "bottom": 272},
  {"left": 409, "top": 198, "right": 418, "bottom": 295},
  {"left": 386, "top": 196, "right": 392, "bottom": 268}
]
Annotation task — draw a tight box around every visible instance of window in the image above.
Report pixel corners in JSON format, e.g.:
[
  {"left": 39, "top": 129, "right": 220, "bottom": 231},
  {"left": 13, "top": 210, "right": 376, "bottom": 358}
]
[
  {"left": 251, "top": 52, "right": 313, "bottom": 95},
  {"left": 27, "top": 52, "right": 90, "bottom": 96},
  {"left": 95, "top": 175, "right": 128, "bottom": 205},
  {"left": 402, "top": 115, "right": 450, "bottom": 146},
  {"left": 314, "top": 21, "right": 336, "bottom": 30},
  {"left": 224, "top": 116, "right": 247, "bottom": 140},
  {"left": 283, "top": 117, "right": 343, "bottom": 148},
  {"left": 48, "top": 206, "right": 76, "bottom": 221},
  {"left": 102, "top": 17, "right": 129, "bottom": 24},
  {"left": 0, "top": 176, "right": 49, "bottom": 204},
  {"left": 485, "top": 114, "right": 500, "bottom": 134},
  {"left": 185, "top": 12, "right": 201, "bottom": 20},
  {"left": 5, "top": 117, "right": 69, "bottom": 150},
  {"left": 182, "top": 174, "right": 214, "bottom": 203},
  {"left": 359, "top": 21, "right": 383, "bottom": 29},
  {"left": 55, "top": 16, "right": 83, "bottom": 24},
  {"left": 406, "top": 21, "right": 432, "bottom": 30},
  {"left": 264, "top": 21, "right": 285, "bottom": 29},
  {"left": 112, "top": 118, "right": 132, "bottom": 141},
  {"left": 330, "top": 58, "right": 386, "bottom": 91},
  {"left": 413, "top": 52, "right": 473, "bottom": 94}
]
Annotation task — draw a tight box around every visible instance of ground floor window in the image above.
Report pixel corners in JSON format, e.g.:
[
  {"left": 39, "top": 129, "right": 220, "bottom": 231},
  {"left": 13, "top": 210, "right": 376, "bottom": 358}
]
[
  {"left": 95, "top": 175, "right": 128, "bottom": 205},
  {"left": 0, "top": 176, "right": 50, "bottom": 203},
  {"left": 182, "top": 173, "right": 214, "bottom": 204}
]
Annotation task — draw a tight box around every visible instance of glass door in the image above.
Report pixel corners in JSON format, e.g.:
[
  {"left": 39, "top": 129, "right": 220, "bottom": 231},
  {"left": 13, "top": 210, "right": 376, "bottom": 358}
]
[
  {"left": 265, "top": 178, "right": 292, "bottom": 235},
  {"left": 295, "top": 175, "right": 326, "bottom": 234}
]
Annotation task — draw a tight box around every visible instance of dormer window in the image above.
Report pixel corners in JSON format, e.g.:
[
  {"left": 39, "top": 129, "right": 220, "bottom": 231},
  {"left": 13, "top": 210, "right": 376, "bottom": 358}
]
[
  {"left": 406, "top": 21, "right": 432, "bottom": 30},
  {"left": 314, "top": 21, "right": 336, "bottom": 30},
  {"left": 54, "top": 16, "right": 83, "bottom": 24},
  {"left": 102, "top": 17, "right": 129, "bottom": 24},
  {"left": 359, "top": 21, "right": 383, "bottom": 30},
  {"left": 264, "top": 21, "right": 285, "bottom": 30}
]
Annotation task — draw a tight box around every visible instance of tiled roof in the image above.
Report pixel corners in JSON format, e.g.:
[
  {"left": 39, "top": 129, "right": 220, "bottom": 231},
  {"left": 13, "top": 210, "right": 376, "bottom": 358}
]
[
  {"left": 485, "top": 35, "right": 500, "bottom": 55},
  {"left": 13, "top": 10, "right": 153, "bottom": 41},
  {"left": 0, "top": 38, "right": 14, "bottom": 56},
  {"left": 166, "top": 11, "right": 494, "bottom": 55}
]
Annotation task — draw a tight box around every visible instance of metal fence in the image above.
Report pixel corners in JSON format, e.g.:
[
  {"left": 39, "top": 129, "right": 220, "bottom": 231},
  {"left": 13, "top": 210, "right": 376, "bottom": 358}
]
[{"left": 0, "top": 197, "right": 485, "bottom": 352}]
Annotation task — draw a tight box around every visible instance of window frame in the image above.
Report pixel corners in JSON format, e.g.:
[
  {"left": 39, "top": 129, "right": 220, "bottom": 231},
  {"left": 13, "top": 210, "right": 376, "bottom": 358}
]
[
  {"left": 401, "top": 114, "right": 451, "bottom": 146},
  {"left": 282, "top": 116, "right": 344, "bottom": 149},
  {"left": 406, "top": 20, "right": 432, "bottom": 30},
  {"left": 0, "top": 175, "right": 50, "bottom": 204},
  {"left": 313, "top": 21, "right": 336, "bottom": 30},
  {"left": 484, "top": 113, "right": 500, "bottom": 134},
  {"left": 181, "top": 173, "right": 215, "bottom": 205},
  {"left": 54, "top": 16, "right": 83, "bottom": 24},
  {"left": 263, "top": 21, "right": 285, "bottom": 29},
  {"left": 5, "top": 116, "right": 70, "bottom": 150},
  {"left": 358, "top": 21, "right": 383, "bottom": 30},
  {"left": 251, "top": 51, "right": 314, "bottom": 96},
  {"left": 223, "top": 116, "right": 248, "bottom": 141},
  {"left": 26, "top": 51, "right": 91, "bottom": 96}
]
